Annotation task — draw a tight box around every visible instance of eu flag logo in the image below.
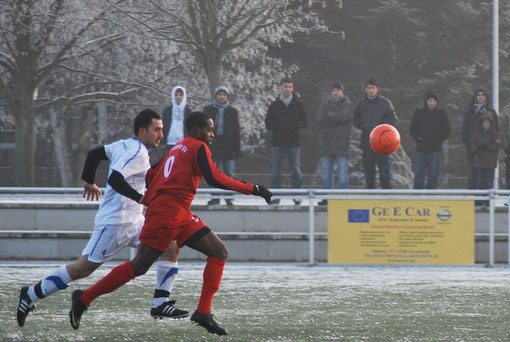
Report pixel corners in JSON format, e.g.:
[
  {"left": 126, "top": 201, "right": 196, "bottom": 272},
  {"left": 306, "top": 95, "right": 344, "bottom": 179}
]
[{"left": 348, "top": 209, "right": 370, "bottom": 223}]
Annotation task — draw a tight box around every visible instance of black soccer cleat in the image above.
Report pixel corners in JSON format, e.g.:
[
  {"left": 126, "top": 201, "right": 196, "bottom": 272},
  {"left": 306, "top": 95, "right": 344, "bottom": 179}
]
[
  {"left": 69, "top": 289, "right": 87, "bottom": 330},
  {"left": 17, "top": 286, "right": 36, "bottom": 327},
  {"left": 150, "top": 300, "right": 189, "bottom": 319},
  {"left": 190, "top": 310, "right": 227, "bottom": 336}
]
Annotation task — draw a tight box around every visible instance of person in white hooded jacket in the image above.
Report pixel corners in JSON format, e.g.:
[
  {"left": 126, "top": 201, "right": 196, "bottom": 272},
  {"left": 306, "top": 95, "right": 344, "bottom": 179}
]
[{"left": 156, "top": 86, "right": 192, "bottom": 163}]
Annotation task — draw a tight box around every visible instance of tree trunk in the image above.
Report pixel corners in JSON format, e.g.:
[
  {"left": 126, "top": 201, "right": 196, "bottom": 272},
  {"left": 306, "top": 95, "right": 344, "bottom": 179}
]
[
  {"left": 13, "top": 104, "right": 35, "bottom": 186},
  {"left": 49, "top": 109, "right": 73, "bottom": 186},
  {"left": 205, "top": 54, "right": 223, "bottom": 100}
]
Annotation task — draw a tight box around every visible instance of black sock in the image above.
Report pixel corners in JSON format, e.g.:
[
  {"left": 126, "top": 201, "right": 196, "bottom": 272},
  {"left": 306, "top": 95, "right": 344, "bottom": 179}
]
[
  {"left": 153, "top": 289, "right": 170, "bottom": 299},
  {"left": 34, "top": 281, "right": 45, "bottom": 299}
]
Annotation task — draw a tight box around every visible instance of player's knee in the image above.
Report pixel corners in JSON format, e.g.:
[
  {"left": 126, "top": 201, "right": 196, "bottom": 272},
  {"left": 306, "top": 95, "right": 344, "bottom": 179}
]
[
  {"left": 131, "top": 261, "right": 152, "bottom": 277},
  {"left": 215, "top": 245, "right": 228, "bottom": 260}
]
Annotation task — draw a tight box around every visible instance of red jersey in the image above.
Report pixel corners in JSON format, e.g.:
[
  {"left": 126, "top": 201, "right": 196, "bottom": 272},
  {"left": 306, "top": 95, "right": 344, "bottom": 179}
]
[{"left": 142, "top": 136, "right": 253, "bottom": 225}]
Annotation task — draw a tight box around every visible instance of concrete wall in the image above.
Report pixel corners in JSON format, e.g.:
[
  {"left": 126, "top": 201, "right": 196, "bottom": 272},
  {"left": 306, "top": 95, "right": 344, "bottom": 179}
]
[{"left": 1, "top": 202, "right": 509, "bottom": 263}]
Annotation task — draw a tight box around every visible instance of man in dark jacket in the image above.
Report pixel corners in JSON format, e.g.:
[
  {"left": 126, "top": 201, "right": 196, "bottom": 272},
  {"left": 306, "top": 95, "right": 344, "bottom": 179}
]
[
  {"left": 204, "top": 86, "right": 241, "bottom": 205},
  {"left": 461, "top": 87, "right": 498, "bottom": 189},
  {"left": 265, "top": 79, "right": 308, "bottom": 205},
  {"left": 353, "top": 79, "right": 398, "bottom": 189},
  {"left": 316, "top": 81, "right": 354, "bottom": 205},
  {"left": 409, "top": 90, "right": 450, "bottom": 189}
]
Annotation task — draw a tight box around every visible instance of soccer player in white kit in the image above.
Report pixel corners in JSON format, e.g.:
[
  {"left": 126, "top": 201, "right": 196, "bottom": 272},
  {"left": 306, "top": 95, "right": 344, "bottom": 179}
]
[{"left": 17, "top": 109, "right": 187, "bottom": 327}]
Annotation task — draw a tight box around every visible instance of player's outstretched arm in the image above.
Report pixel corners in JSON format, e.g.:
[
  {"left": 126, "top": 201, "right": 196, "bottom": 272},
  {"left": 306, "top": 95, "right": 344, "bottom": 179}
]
[
  {"left": 81, "top": 146, "right": 108, "bottom": 201},
  {"left": 197, "top": 145, "right": 253, "bottom": 194}
]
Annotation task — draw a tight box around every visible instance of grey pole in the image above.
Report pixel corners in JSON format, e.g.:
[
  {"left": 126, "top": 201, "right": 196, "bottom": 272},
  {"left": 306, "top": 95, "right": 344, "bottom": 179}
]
[
  {"left": 308, "top": 189, "right": 315, "bottom": 265},
  {"left": 493, "top": 0, "right": 500, "bottom": 190}
]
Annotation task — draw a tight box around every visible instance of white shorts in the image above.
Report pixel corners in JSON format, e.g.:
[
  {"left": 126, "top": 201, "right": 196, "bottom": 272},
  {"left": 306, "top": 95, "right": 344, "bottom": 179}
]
[{"left": 82, "top": 221, "right": 143, "bottom": 263}]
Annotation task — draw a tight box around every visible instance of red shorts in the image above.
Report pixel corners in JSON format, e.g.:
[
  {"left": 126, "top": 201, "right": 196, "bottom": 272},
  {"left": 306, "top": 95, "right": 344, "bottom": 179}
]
[{"left": 139, "top": 211, "right": 206, "bottom": 251}]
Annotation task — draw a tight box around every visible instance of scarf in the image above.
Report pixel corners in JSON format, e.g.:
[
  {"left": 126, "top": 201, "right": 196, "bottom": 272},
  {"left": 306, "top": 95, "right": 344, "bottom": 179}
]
[
  {"left": 213, "top": 99, "right": 229, "bottom": 136},
  {"left": 279, "top": 93, "right": 293, "bottom": 107}
]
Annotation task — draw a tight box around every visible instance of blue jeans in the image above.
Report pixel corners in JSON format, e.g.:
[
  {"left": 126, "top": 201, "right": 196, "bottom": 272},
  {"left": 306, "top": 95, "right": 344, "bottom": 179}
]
[
  {"left": 217, "top": 159, "right": 235, "bottom": 178},
  {"left": 361, "top": 139, "right": 391, "bottom": 189},
  {"left": 413, "top": 151, "right": 441, "bottom": 189},
  {"left": 270, "top": 146, "right": 302, "bottom": 188},
  {"left": 321, "top": 155, "right": 349, "bottom": 189},
  {"left": 474, "top": 167, "right": 494, "bottom": 190}
]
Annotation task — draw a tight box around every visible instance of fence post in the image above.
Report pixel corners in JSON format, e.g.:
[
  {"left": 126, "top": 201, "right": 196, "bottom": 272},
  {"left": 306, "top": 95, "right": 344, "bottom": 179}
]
[
  {"left": 489, "top": 189, "right": 495, "bottom": 267},
  {"left": 308, "top": 189, "right": 315, "bottom": 266},
  {"left": 507, "top": 196, "right": 510, "bottom": 265}
]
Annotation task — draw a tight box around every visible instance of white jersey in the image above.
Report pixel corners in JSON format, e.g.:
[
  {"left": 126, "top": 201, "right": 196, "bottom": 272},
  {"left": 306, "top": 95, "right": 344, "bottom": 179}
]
[{"left": 94, "top": 138, "right": 150, "bottom": 226}]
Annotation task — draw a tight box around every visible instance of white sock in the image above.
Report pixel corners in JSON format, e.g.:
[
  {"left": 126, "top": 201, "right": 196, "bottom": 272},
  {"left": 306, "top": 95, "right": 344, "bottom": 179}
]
[
  {"left": 153, "top": 261, "right": 178, "bottom": 308},
  {"left": 28, "top": 265, "right": 71, "bottom": 304}
]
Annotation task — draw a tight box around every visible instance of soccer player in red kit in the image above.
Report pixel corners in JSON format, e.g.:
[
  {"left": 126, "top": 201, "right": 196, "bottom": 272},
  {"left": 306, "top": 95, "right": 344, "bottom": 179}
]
[{"left": 69, "top": 111, "right": 272, "bottom": 336}]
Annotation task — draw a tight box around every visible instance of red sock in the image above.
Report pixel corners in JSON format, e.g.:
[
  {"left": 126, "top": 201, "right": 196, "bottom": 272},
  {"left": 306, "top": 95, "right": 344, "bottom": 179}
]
[
  {"left": 81, "top": 261, "right": 135, "bottom": 307},
  {"left": 197, "top": 257, "right": 225, "bottom": 314}
]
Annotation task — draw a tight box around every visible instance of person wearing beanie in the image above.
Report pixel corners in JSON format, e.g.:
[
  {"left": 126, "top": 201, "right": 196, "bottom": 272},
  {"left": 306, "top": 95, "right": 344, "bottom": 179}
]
[
  {"left": 353, "top": 78, "right": 398, "bottom": 189},
  {"left": 409, "top": 90, "right": 450, "bottom": 189},
  {"left": 265, "top": 78, "right": 308, "bottom": 205},
  {"left": 470, "top": 111, "right": 501, "bottom": 205},
  {"left": 204, "top": 86, "right": 241, "bottom": 206},
  {"left": 316, "top": 81, "right": 354, "bottom": 205},
  {"left": 461, "top": 87, "right": 499, "bottom": 189},
  {"left": 156, "top": 86, "right": 192, "bottom": 164}
]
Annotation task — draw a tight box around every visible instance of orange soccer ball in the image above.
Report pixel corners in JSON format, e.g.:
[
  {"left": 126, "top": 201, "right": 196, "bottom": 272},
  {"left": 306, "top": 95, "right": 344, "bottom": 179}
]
[{"left": 369, "top": 124, "right": 401, "bottom": 155}]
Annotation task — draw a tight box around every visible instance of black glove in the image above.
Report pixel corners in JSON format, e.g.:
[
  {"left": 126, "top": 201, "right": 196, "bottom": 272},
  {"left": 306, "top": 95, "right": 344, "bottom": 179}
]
[{"left": 252, "top": 184, "right": 272, "bottom": 204}]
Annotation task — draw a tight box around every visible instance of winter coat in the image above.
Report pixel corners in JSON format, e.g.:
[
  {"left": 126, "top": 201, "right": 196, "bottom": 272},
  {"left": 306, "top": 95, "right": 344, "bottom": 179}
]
[
  {"left": 499, "top": 104, "right": 510, "bottom": 153},
  {"left": 316, "top": 96, "right": 354, "bottom": 157},
  {"left": 461, "top": 87, "right": 498, "bottom": 148},
  {"left": 161, "top": 104, "right": 192, "bottom": 141},
  {"left": 265, "top": 94, "right": 307, "bottom": 147},
  {"left": 470, "top": 112, "right": 501, "bottom": 169},
  {"left": 409, "top": 94, "right": 450, "bottom": 153},
  {"left": 204, "top": 104, "right": 241, "bottom": 161},
  {"left": 353, "top": 95, "right": 398, "bottom": 140}
]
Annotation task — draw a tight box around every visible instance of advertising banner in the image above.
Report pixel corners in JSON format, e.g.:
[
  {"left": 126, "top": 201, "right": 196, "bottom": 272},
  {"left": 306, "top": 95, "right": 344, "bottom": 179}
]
[{"left": 328, "top": 200, "right": 474, "bottom": 264}]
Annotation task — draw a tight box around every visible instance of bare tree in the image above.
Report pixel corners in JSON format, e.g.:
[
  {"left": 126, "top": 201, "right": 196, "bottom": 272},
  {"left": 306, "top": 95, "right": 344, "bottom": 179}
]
[
  {"left": 111, "top": 0, "right": 342, "bottom": 139},
  {"left": 0, "top": 0, "right": 166, "bottom": 185}
]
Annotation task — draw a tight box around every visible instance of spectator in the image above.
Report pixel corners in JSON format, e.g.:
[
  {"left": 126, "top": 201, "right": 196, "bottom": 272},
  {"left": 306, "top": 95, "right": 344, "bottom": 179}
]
[
  {"left": 461, "top": 87, "right": 498, "bottom": 189},
  {"left": 353, "top": 79, "right": 398, "bottom": 189},
  {"left": 470, "top": 111, "right": 501, "bottom": 205},
  {"left": 409, "top": 90, "right": 450, "bottom": 189},
  {"left": 265, "top": 79, "right": 308, "bottom": 205},
  {"left": 155, "top": 86, "right": 192, "bottom": 164},
  {"left": 316, "top": 81, "right": 354, "bottom": 205},
  {"left": 204, "top": 86, "right": 241, "bottom": 206},
  {"left": 500, "top": 104, "right": 510, "bottom": 189}
]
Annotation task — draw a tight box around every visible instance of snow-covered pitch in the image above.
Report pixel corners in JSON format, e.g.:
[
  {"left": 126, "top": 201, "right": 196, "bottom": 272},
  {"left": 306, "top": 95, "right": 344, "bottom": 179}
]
[{"left": 2, "top": 263, "right": 510, "bottom": 341}]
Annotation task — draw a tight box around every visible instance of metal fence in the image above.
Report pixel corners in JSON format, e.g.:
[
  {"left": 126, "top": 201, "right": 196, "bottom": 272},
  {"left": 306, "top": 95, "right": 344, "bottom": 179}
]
[{"left": 1, "top": 187, "right": 510, "bottom": 266}]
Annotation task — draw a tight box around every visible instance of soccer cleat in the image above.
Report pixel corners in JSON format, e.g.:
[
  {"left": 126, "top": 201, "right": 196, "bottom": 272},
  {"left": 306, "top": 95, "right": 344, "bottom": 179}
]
[
  {"left": 69, "top": 290, "right": 87, "bottom": 330},
  {"left": 17, "top": 286, "right": 36, "bottom": 327},
  {"left": 150, "top": 300, "right": 189, "bottom": 319},
  {"left": 190, "top": 310, "right": 227, "bottom": 336},
  {"left": 207, "top": 199, "right": 220, "bottom": 205}
]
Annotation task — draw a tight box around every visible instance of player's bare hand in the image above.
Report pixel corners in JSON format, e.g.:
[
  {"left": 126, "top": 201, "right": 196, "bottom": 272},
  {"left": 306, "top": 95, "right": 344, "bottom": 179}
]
[{"left": 83, "top": 182, "right": 102, "bottom": 201}]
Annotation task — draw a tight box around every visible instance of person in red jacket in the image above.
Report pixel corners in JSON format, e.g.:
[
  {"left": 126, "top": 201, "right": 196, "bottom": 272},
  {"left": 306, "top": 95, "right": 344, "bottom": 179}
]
[{"left": 69, "top": 111, "right": 272, "bottom": 336}]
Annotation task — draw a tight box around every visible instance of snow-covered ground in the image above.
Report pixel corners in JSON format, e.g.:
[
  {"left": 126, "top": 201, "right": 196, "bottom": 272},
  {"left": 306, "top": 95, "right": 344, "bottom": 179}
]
[{"left": 2, "top": 262, "right": 510, "bottom": 341}]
